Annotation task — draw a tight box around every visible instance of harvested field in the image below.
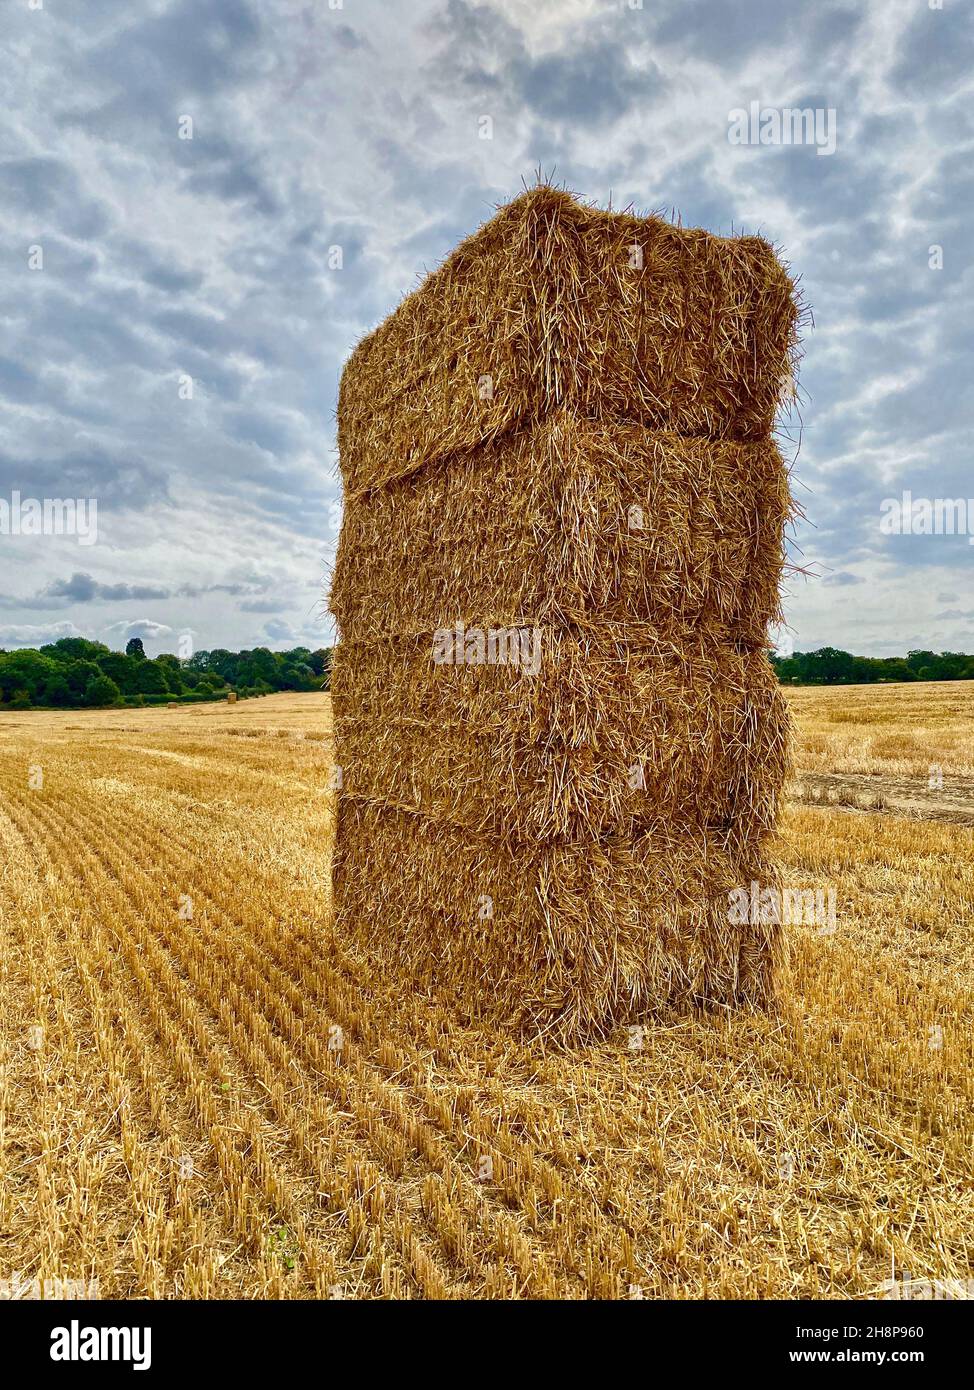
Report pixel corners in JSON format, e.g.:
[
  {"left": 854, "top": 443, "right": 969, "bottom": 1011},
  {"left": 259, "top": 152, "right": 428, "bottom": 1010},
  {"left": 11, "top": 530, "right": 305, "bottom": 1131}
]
[
  {"left": 789, "top": 680, "right": 974, "bottom": 780},
  {"left": 1, "top": 687, "right": 972, "bottom": 1300}
]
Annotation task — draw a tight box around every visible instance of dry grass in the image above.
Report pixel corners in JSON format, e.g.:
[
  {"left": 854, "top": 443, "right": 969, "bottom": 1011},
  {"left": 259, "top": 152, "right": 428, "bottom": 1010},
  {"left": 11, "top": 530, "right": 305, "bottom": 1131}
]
[
  {"left": 1, "top": 688, "right": 971, "bottom": 1299},
  {"left": 790, "top": 680, "right": 974, "bottom": 779}
]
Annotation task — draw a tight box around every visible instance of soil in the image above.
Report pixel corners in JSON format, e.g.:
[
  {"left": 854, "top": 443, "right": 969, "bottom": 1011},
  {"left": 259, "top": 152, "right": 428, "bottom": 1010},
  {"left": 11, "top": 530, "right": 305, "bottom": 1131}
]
[{"left": 789, "top": 771, "right": 974, "bottom": 827}]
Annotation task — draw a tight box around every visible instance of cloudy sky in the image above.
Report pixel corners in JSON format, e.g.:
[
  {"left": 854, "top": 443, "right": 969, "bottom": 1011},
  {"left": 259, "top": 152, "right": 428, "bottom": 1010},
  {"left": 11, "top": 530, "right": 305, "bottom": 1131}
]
[{"left": 1, "top": 0, "right": 971, "bottom": 657}]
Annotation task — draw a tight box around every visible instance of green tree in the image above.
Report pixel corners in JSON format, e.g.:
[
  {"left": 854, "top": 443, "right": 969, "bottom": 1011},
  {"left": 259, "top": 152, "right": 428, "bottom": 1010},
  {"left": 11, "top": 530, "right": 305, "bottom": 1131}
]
[
  {"left": 126, "top": 637, "right": 147, "bottom": 661},
  {"left": 41, "top": 672, "right": 73, "bottom": 707},
  {"left": 206, "top": 649, "right": 235, "bottom": 680},
  {"left": 65, "top": 660, "right": 102, "bottom": 699},
  {"left": 98, "top": 652, "right": 139, "bottom": 696},
  {"left": 85, "top": 673, "right": 121, "bottom": 707},
  {"left": 878, "top": 658, "right": 917, "bottom": 682},
  {"left": 135, "top": 660, "right": 170, "bottom": 696},
  {"left": 40, "top": 637, "right": 111, "bottom": 665},
  {"left": 0, "top": 650, "right": 59, "bottom": 703},
  {"left": 800, "top": 648, "right": 856, "bottom": 684}
]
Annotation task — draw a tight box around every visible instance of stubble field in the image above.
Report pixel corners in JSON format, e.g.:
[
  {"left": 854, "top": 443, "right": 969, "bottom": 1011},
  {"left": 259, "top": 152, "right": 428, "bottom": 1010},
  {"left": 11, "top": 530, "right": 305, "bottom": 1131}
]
[{"left": 1, "top": 684, "right": 972, "bottom": 1299}]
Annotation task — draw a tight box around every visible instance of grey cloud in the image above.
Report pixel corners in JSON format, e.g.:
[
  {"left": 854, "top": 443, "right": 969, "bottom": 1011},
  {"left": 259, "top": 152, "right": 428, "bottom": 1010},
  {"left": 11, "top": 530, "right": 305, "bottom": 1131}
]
[
  {"left": 177, "top": 582, "right": 253, "bottom": 599},
  {"left": 334, "top": 24, "right": 366, "bottom": 52},
  {"left": 152, "top": 308, "right": 235, "bottom": 356},
  {"left": 2, "top": 157, "right": 110, "bottom": 241},
  {"left": 115, "top": 240, "right": 206, "bottom": 297},
  {"left": 428, "top": 0, "right": 663, "bottom": 129},
  {"left": 653, "top": 0, "right": 803, "bottom": 62},
  {"left": 42, "top": 573, "right": 171, "bottom": 603},
  {"left": 170, "top": 349, "right": 249, "bottom": 403},
  {"left": 0, "top": 449, "right": 170, "bottom": 514},
  {"left": 807, "top": 5, "right": 863, "bottom": 55},
  {"left": 0, "top": 356, "right": 41, "bottom": 404},
  {"left": 141, "top": 264, "right": 206, "bottom": 295},
  {"left": 742, "top": 121, "right": 893, "bottom": 226},
  {"left": 513, "top": 41, "right": 660, "bottom": 127},
  {"left": 891, "top": 4, "right": 974, "bottom": 98},
  {"left": 177, "top": 134, "right": 281, "bottom": 218},
  {"left": 29, "top": 289, "right": 167, "bottom": 374},
  {"left": 822, "top": 572, "right": 864, "bottom": 587},
  {"left": 82, "top": 0, "right": 263, "bottom": 105},
  {"left": 239, "top": 597, "right": 290, "bottom": 613},
  {"left": 0, "top": 573, "right": 171, "bottom": 611}
]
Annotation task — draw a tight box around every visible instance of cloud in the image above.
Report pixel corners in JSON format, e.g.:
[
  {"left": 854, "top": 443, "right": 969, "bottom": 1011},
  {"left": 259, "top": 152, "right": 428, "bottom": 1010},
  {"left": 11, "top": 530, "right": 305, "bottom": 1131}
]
[
  {"left": 0, "top": 621, "right": 87, "bottom": 648},
  {"left": 41, "top": 573, "right": 171, "bottom": 603},
  {"left": 2, "top": 156, "right": 110, "bottom": 240},
  {"left": 515, "top": 40, "right": 661, "bottom": 128},
  {"left": 102, "top": 619, "right": 175, "bottom": 642},
  {"left": 890, "top": 3, "right": 974, "bottom": 98},
  {"left": 429, "top": 0, "right": 663, "bottom": 130},
  {"left": 239, "top": 597, "right": 289, "bottom": 613},
  {"left": 821, "top": 571, "right": 864, "bottom": 587},
  {"left": 652, "top": 0, "right": 810, "bottom": 63},
  {"left": 262, "top": 617, "right": 329, "bottom": 648}
]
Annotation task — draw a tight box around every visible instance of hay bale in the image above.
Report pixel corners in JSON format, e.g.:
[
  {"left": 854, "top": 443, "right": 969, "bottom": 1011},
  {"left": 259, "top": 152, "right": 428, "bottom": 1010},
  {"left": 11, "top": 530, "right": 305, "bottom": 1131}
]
[
  {"left": 331, "top": 413, "right": 791, "bottom": 645},
  {"left": 332, "top": 631, "right": 787, "bottom": 850},
  {"left": 330, "top": 186, "right": 800, "bottom": 1042},
  {"left": 337, "top": 187, "right": 798, "bottom": 498},
  {"left": 167, "top": 701, "right": 179, "bottom": 710},
  {"left": 227, "top": 691, "right": 237, "bottom": 704},
  {"left": 334, "top": 800, "right": 781, "bottom": 1041}
]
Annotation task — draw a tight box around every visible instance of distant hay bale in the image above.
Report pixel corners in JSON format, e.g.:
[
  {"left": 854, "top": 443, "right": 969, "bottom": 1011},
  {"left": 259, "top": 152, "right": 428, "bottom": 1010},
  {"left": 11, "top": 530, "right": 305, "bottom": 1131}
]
[
  {"left": 167, "top": 701, "right": 179, "bottom": 710},
  {"left": 330, "top": 186, "right": 800, "bottom": 1043},
  {"left": 227, "top": 691, "right": 237, "bottom": 704}
]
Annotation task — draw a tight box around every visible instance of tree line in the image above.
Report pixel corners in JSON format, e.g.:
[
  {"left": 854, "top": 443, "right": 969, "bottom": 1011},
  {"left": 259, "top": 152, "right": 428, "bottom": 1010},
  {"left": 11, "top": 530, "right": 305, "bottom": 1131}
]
[
  {"left": 2, "top": 638, "right": 972, "bottom": 708},
  {"left": 771, "top": 648, "right": 974, "bottom": 684},
  {"left": 0, "top": 637, "right": 332, "bottom": 709}
]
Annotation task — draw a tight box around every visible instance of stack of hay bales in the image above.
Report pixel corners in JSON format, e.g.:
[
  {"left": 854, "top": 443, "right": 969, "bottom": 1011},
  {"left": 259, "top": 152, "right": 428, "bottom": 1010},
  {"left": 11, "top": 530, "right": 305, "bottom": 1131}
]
[{"left": 329, "top": 187, "right": 799, "bottom": 1042}]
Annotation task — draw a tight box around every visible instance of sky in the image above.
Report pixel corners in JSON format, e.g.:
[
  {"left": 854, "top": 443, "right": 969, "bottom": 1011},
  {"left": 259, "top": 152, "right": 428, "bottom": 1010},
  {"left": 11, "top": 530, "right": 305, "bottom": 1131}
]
[{"left": 1, "top": 0, "right": 971, "bottom": 658}]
